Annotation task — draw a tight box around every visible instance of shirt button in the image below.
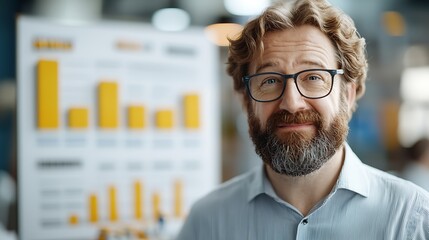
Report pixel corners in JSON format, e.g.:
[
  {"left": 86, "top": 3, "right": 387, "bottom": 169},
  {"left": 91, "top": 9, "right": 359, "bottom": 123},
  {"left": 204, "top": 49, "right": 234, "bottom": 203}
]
[{"left": 302, "top": 219, "right": 308, "bottom": 225}]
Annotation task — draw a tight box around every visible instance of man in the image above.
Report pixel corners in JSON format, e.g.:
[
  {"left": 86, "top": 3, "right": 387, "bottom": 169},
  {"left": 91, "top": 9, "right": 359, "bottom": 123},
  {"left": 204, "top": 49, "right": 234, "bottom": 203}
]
[{"left": 177, "top": 0, "right": 429, "bottom": 239}]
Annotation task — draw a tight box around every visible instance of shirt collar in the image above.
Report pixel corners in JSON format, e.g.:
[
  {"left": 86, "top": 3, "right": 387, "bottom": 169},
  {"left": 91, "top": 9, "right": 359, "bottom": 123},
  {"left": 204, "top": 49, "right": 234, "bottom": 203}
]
[
  {"left": 247, "top": 143, "right": 370, "bottom": 202},
  {"left": 247, "top": 163, "right": 265, "bottom": 202},
  {"left": 335, "top": 143, "right": 370, "bottom": 197}
]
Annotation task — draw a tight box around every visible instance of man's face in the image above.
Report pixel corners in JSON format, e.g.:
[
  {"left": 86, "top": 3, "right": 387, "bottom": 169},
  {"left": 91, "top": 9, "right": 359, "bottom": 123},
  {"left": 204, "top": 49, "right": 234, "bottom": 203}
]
[{"left": 247, "top": 25, "right": 356, "bottom": 176}]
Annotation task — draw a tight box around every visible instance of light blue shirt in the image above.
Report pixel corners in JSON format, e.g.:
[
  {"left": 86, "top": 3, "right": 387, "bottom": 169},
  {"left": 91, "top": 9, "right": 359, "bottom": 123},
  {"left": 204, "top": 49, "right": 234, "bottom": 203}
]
[{"left": 176, "top": 144, "right": 429, "bottom": 240}]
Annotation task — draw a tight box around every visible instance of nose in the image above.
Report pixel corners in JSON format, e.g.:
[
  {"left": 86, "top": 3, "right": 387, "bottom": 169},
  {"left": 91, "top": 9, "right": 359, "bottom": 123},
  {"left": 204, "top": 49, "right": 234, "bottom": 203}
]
[{"left": 278, "top": 79, "right": 308, "bottom": 113}]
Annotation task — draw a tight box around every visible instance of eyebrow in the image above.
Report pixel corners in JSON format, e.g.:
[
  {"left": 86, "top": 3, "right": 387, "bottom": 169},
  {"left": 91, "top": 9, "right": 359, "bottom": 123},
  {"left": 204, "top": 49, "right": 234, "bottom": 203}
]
[
  {"left": 298, "top": 59, "right": 327, "bottom": 69},
  {"left": 254, "top": 59, "right": 328, "bottom": 74},
  {"left": 255, "top": 61, "right": 278, "bottom": 73}
]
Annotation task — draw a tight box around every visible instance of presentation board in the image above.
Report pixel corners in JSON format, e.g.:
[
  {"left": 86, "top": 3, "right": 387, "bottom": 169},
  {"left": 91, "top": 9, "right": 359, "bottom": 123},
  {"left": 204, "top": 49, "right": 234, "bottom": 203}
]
[{"left": 17, "top": 16, "right": 220, "bottom": 240}]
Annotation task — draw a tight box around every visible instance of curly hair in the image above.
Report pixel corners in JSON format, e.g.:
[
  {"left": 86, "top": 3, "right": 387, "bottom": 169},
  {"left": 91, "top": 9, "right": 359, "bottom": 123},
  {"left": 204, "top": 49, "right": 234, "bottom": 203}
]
[{"left": 227, "top": 0, "right": 368, "bottom": 112}]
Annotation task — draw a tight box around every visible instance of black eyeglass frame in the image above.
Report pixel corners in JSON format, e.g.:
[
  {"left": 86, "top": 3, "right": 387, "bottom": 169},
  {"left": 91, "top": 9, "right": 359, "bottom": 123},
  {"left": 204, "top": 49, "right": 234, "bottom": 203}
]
[{"left": 242, "top": 68, "right": 344, "bottom": 102}]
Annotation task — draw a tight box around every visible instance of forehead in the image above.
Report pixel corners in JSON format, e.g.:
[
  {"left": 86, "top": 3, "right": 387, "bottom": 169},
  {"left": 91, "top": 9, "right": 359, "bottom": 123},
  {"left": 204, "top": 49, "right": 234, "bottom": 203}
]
[{"left": 250, "top": 25, "right": 337, "bottom": 73}]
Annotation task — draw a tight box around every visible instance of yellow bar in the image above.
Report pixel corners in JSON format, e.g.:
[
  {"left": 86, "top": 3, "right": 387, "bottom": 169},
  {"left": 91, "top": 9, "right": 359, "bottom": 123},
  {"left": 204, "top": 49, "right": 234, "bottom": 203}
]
[
  {"left": 134, "top": 181, "right": 143, "bottom": 220},
  {"left": 128, "top": 106, "right": 145, "bottom": 129},
  {"left": 109, "top": 186, "right": 118, "bottom": 222},
  {"left": 174, "top": 180, "right": 183, "bottom": 218},
  {"left": 37, "top": 59, "right": 59, "bottom": 129},
  {"left": 184, "top": 94, "right": 200, "bottom": 129},
  {"left": 89, "top": 194, "right": 98, "bottom": 223},
  {"left": 98, "top": 82, "right": 118, "bottom": 129},
  {"left": 152, "top": 192, "right": 161, "bottom": 220},
  {"left": 68, "top": 214, "right": 79, "bottom": 225},
  {"left": 68, "top": 108, "right": 89, "bottom": 129},
  {"left": 155, "top": 110, "right": 174, "bottom": 129}
]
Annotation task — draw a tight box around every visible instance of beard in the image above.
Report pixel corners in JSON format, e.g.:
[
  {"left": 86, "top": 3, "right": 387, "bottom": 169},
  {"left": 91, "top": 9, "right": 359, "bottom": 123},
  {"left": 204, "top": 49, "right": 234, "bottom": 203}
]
[{"left": 248, "top": 102, "right": 349, "bottom": 177}]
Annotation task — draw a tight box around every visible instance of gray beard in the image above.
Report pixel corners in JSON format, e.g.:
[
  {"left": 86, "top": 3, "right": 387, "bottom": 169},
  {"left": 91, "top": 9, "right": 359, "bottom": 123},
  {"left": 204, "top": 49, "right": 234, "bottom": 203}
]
[
  {"left": 264, "top": 127, "right": 340, "bottom": 176},
  {"left": 248, "top": 107, "right": 349, "bottom": 177}
]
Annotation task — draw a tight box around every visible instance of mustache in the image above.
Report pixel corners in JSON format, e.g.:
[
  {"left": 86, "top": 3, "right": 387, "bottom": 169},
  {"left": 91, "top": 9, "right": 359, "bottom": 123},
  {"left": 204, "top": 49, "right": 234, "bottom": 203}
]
[{"left": 266, "top": 110, "right": 322, "bottom": 132}]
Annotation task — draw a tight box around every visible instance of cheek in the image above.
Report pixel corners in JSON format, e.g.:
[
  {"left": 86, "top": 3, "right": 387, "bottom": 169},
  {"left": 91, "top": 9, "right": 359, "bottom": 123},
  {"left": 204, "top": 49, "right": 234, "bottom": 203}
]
[
  {"left": 309, "top": 98, "right": 338, "bottom": 126},
  {"left": 325, "top": 84, "right": 344, "bottom": 115},
  {"left": 253, "top": 102, "right": 276, "bottom": 127}
]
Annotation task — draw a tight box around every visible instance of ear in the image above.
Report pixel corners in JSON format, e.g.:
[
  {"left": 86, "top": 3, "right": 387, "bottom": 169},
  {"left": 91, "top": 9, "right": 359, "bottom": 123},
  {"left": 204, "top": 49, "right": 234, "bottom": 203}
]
[{"left": 345, "top": 82, "right": 357, "bottom": 115}]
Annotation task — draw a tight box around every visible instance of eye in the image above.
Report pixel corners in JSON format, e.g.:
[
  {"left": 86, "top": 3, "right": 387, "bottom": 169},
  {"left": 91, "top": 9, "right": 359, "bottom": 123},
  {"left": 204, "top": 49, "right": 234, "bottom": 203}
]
[
  {"left": 263, "top": 78, "right": 279, "bottom": 85},
  {"left": 307, "top": 75, "right": 323, "bottom": 81},
  {"left": 250, "top": 74, "right": 283, "bottom": 92},
  {"left": 260, "top": 75, "right": 283, "bottom": 86}
]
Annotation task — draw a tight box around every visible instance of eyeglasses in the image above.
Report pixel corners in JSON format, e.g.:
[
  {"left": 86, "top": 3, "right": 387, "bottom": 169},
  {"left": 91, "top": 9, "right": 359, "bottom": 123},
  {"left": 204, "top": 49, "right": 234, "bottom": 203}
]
[{"left": 242, "top": 69, "right": 344, "bottom": 102}]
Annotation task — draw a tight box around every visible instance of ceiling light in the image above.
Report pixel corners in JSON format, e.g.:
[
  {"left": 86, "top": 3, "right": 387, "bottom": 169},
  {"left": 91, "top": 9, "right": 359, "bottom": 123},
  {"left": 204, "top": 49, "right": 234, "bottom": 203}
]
[
  {"left": 224, "top": 0, "right": 270, "bottom": 16},
  {"left": 400, "top": 67, "right": 429, "bottom": 102},
  {"left": 152, "top": 8, "right": 191, "bottom": 32},
  {"left": 382, "top": 11, "right": 406, "bottom": 37},
  {"left": 205, "top": 23, "right": 243, "bottom": 47}
]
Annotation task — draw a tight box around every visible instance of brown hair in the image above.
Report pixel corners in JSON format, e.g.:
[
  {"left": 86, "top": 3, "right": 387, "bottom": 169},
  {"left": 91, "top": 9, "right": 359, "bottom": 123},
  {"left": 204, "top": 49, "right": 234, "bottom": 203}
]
[{"left": 227, "top": 0, "right": 368, "bottom": 111}]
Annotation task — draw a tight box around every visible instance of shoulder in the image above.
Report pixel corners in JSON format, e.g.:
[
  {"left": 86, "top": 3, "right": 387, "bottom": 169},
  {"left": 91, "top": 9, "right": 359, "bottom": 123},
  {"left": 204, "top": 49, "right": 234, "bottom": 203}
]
[
  {"left": 365, "top": 164, "right": 423, "bottom": 191},
  {"left": 363, "top": 163, "right": 429, "bottom": 208},
  {"left": 364, "top": 164, "right": 426, "bottom": 193},
  {"left": 184, "top": 166, "right": 262, "bottom": 223},
  {"left": 191, "top": 167, "right": 257, "bottom": 214},
  {"left": 348, "top": 162, "right": 429, "bottom": 237},
  {"left": 176, "top": 169, "right": 258, "bottom": 240},
  {"left": 365, "top": 167, "right": 429, "bottom": 238}
]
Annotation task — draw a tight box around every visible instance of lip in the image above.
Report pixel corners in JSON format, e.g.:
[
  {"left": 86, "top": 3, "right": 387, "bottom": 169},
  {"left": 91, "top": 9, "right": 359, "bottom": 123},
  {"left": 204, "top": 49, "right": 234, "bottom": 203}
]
[{"left": 277, "top": 122, "right": 314, "bottom": 131}]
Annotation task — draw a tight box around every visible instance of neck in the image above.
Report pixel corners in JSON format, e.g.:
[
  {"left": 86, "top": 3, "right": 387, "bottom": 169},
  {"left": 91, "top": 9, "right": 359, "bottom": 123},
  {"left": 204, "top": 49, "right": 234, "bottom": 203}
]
[{"left": 265, "top": 144, "right": 346, "bottom": 216}]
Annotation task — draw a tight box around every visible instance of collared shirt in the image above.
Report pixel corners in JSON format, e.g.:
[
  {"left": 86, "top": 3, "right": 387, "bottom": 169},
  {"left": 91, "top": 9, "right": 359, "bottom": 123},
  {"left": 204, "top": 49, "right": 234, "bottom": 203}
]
[{"left": 176, "top": 144, "right": 429, "bottom": 240}]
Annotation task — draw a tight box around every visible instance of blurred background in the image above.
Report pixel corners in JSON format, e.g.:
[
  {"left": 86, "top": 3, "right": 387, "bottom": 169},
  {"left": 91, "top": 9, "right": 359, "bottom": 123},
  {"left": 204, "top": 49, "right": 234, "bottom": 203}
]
[{"left": 1, "top": 0, "right": 429, "bottom": 238}]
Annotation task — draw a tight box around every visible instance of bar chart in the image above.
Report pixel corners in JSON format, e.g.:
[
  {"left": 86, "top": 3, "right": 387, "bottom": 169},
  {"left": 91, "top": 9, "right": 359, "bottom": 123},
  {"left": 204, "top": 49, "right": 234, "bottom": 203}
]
[
  {"left": 35, "top": 59, "right": 202, "bottom": 132},
  {"left": 18, "top": 16, "right": 220, "bottom": 240}
]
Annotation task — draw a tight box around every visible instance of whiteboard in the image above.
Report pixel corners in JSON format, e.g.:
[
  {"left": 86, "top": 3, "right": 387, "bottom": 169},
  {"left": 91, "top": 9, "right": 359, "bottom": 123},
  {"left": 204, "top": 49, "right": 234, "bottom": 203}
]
[{"left": 17, "top": 16, "right": 220, "bottom": 240}]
